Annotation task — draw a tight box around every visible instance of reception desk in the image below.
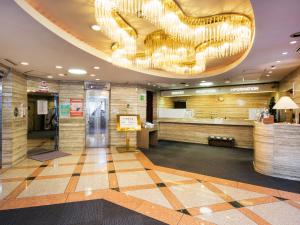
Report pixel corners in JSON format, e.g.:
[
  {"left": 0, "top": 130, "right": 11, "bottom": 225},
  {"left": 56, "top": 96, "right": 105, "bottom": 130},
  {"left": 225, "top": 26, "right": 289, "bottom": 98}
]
[
  {"left": 254, "top": 122, "right": 300, "bottom": 181},
  {"left": 158, "top": 118, "right": 254, "bottom": 149}
]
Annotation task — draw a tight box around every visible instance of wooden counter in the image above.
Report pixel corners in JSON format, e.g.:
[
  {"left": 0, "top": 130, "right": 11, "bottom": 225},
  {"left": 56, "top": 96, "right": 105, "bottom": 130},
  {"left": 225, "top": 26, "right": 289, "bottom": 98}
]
[
  {"left": 254, "top": 122, "right": 300, "bottom": 181},
  {"left": 158, "top": 118, "right": 254, "bottom": 149}
]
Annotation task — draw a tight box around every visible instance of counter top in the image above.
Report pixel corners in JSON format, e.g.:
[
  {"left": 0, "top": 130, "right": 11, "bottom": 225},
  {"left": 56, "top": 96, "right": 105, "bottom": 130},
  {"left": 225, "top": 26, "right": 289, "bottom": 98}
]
[{"left": 158, "top": 118, "right": 254, "bottom": 126}]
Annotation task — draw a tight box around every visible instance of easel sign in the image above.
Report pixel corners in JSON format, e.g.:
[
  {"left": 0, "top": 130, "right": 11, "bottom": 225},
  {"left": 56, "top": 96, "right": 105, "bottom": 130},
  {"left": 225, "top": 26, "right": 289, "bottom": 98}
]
[
  {"left": 117, "top": 114, "right": 141, "bottom": 131},
  {"left": 116, "top": 114, "right": 141, "bottom": 152}
]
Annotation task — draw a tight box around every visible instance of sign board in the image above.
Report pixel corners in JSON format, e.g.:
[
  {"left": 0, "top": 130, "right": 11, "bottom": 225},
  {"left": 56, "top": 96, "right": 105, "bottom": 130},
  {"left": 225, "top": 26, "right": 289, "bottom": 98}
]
[
  {"left": 59, "top": 101, "right": 70, "bottom": 118},
  {"left": 117, "top": 114, "right": 141, "bottom": 131},
  {"left": 38, "top": 81, "right": 49, "bottom": 92},
  {"left": 37, "top": 100, "right": 48, "bottom": 115},
  {"left": 70, "top": 99, "right": 83, "bottom": 117}
]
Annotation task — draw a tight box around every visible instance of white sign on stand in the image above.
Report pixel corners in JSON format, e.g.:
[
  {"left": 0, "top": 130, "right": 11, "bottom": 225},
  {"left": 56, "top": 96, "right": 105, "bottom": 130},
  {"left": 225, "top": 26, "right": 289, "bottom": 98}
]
[{"left": 37, "top": 100, "right": 48, "bottom": 115}]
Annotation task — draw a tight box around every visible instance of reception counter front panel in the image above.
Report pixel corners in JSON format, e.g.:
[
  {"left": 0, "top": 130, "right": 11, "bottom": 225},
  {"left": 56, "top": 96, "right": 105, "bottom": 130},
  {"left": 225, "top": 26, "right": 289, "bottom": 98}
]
[{"left": 254, "top": 122, "right": 300, "bottom": 181}]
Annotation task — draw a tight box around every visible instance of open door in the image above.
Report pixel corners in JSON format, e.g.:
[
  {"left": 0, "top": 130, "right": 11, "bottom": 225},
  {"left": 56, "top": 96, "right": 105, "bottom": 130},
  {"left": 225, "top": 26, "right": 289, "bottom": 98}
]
[{"left": 27, "top": 92, "right": 59, "bottom": 156}]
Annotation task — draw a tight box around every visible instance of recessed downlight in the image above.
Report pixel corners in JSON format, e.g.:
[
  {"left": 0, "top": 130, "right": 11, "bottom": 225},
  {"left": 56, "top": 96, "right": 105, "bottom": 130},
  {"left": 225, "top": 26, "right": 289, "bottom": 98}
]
[
  {"left": 224, "top": 79, "right": 231, "bottom": 84},
  {"left": 282, "top": 51, "right": 288, "bottom": 55},
  {"left": 58, "top": 73, "right": 65, "bottom": 77},
  {"left": 201, "top": 80, "right": 206, "bottom": 83},
  {"left": 199, "top": 82, "right": 213, "bottom": 87},
  {"left": 90, "top": 74, "right": 96, "bottom": 77},
  {"left": 95, "top": 78, "right": 100, "bottom": 81},
  {"left": 185, "top": 84, "right": 189, "bottom": 87},
  {"left": 47, "top": 75, "right": 53, "bottom": 79},
  {"left": 268, "top": 71, "right": 273, "bottom": 74},
  {"left": 290, "top": 40, "right": 297, "bottom": 44},
  {"left": 91, "top": 24, "right": 101, "bottom": 31},
  {"left": 93, "top": 66, "right": 100, "bottom": 70},
  {"left": 20, "top": 62, "right": 29, "bottom": 66},
  {"left": 56, "top": 65, "right": 63, "bottom": 69},
  {"left": 68, "top": 68, "right": 87, "bottom": 75},
  {"left": 276, "top": 60, "right": 281, "bottom": 63}
]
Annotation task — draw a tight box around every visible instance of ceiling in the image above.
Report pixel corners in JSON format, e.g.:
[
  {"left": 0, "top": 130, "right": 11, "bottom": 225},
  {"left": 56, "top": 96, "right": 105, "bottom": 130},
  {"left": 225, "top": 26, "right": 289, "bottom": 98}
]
[{"left": 0, "top": 0, "right": 299, "bottom": 89}]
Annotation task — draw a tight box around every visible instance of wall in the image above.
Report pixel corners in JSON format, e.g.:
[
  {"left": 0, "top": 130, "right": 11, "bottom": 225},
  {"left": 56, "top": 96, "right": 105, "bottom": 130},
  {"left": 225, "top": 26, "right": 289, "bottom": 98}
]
[
  {"left": 2, "top": 72, "right": 27, "bottom": 167},
  {"left": 279, "top": 67, "right": 300, "bottom": 105},
  {"left": 109, "top": 85, "right": 146, "bottom": 147},
  {"left": 59, "top": 82, "right": 85, "bottom": 151},
  {"left": 159, "top": 93, "right": 273, "bottom": 119}
]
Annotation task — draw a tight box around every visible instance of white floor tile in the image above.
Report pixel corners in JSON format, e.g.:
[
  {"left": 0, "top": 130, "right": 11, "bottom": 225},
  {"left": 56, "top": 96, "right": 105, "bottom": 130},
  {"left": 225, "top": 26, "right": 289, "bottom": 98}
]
[
  {"left": 198, "top": 208, "right": 256, "bottom": 225},
  {"left": 114, "top": 161, "right": 144, "bottom": 170},
  {"left": 112, "top": 153, "right": 136, "bottom": 161},
  {"left": 169, "top": 182, "right": 224, "bottom": 208},
  {"left": 155, "top": 171, "right": 193, "bottom": 183},
  {"left": 75, "top": 174, "right": 109, "bottom": 192},
  {"left": 126, "top": 188, "right": 172, "bottom": 209},
  {"left": 0, "top": 181, "right": 21, "bottom": 199},
  {"left": 247, "top": 201, "right": 300, "bottom": 225},
  {"left": 116, "top": 171, "right": 154, "bottom": 187},
  {"left": 0, "top": 168, "right": 36, "bottom": 179},
  {"left": 81, "top": 163, "right": 107, "bottom": 173},
  {"left": 39, "top": 165, "right": 76, "bottom": 176}
]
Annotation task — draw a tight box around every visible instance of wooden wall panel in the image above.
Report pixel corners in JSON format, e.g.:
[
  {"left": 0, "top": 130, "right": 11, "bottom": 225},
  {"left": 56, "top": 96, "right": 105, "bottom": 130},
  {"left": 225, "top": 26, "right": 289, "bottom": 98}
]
[
  {"left": 159, "top": 93, "right": 272, "bottom": 119},
  {"left": 58, "top": 82, "right": 85, "bottom": 151},
  {"left": 2, "top": 72, "right": 27, "bottom": 167},
  {"left": 109, "top": 86, "right": 146, "bottom": 147}
]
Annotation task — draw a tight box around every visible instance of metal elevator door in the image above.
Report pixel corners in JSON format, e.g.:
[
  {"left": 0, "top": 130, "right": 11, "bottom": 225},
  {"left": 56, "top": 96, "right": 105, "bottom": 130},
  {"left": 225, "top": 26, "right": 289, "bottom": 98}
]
[{"left": 86, "top": 90, "right": 109, "bottom": 147}]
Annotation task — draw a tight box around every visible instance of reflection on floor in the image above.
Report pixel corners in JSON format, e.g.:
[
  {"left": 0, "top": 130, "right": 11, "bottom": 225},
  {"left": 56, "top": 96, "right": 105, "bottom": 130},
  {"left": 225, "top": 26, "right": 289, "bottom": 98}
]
[
  {"left": 143, "top": 141, "right": 300, "bottom": 193},
  {"left": 0, "top": 148, "right": 299, "bottom": 225}
]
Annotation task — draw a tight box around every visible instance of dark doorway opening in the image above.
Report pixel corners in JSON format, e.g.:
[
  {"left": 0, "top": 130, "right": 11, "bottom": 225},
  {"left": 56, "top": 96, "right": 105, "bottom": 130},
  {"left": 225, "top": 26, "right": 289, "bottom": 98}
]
[
  {"left": 146, "top": 91, "right": 153, "bottom": 123},
  {"left": 27, "top": 92, "right": 59, "bottom": 156}
]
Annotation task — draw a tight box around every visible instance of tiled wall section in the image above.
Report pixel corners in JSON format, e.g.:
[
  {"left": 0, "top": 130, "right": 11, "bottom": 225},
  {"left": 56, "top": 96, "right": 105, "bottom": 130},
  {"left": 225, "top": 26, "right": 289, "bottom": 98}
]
[
  {"left": 109, "top": 85, "right": 146, "bottom": 147},
  {"left": 2, "top": 72, "right": 27, "bottom": 167},
  {"left": 59, "top": 82, "right": 85, "bottom": 151}
]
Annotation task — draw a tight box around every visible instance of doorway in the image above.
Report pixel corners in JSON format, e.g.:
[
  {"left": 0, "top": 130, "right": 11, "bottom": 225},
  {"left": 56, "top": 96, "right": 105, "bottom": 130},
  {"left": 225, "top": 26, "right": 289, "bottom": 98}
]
[
  {"left": 27, "top": 92, "right": 58, "bottom": 155},
  {"left": 85, "top": 90, "right": 109, "bottom": 147},
  {"left": 146, "top": 91, "right": 153, "bottom": 123}
]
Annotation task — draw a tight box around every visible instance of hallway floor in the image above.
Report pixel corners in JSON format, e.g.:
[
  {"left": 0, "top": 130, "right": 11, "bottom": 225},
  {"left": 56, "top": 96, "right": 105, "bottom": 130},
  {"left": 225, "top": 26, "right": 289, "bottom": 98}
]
[{"left": 0, "top": 148, "right": 299, "bottom": 225}]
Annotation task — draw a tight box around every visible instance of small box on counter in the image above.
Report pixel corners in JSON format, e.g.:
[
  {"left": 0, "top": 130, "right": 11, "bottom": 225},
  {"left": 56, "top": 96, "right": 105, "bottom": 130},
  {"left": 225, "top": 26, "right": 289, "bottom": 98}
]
[{"left": 263, "top": 115, "right": 274, "bottom": 124}]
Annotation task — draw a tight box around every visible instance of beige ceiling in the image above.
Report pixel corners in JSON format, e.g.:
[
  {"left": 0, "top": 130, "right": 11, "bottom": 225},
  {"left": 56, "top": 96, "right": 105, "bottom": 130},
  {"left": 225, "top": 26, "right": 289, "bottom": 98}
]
[{"left": 24, "top": 0, "right": 255, "bottom": 78}]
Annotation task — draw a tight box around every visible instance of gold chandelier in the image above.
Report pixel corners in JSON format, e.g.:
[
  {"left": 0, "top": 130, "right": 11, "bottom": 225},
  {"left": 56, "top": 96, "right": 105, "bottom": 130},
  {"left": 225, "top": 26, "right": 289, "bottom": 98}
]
[{"left": 94, "top": 0, "right": 254, "bottom": 75}]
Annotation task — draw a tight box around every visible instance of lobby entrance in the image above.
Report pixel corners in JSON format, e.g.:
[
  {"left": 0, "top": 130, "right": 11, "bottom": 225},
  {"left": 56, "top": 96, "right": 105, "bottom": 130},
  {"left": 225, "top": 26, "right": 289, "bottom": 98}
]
[{"left": 85, "top": 89, "right": 109, "bottom": 147}]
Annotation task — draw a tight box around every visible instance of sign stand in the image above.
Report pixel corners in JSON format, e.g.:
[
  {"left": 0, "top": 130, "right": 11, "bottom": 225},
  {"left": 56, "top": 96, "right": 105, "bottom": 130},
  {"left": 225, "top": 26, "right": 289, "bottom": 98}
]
[{"left": 116, "top": 114, "right": 141, "bottom": 153}]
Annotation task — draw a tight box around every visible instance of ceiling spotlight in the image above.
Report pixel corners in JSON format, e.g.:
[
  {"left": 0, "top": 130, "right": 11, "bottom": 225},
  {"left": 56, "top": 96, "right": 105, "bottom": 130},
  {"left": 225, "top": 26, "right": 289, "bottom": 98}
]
[
  {"left": 199, "top": 82, "right": 213, "bottom": 87},
  {"left": 282, "top": 52, "right": 288, "bottom": 55},
  {"left": 56, "top": 65, "right": 63, "bottom": 69},
  {"left": 95, "top": 78, "right": 100, "bottom": 81},
  {"left": 268, "top": 71, "right": 273, "bottom": 74},
  {"left": 147, "top": 83, "right": 151, "bottom": 85},
  {"left": 68, "top": 68, "right": 87, "bottom": 75},
  {"left": 20, "top": 62, "right": 29, "bottom": 66},
  {"left": 276, "top": 60, "right": 281, "bottom": 63},
  {"left": 93, "top": 66, "right": 100, "bottom": 70},
  {"left": 58, "top": 73, "right": 65, "bottom": 77},
  {"left": 185, "top": 84, "right": 189, "bottom": 87},
  {"left": 153, "top": 84, "right": 156, "bottom": 86},
  {"left": 91, "top": 24, "right": 101, "bottom": 31},
  {"left": 266, "top": 74, "right": 270, "bottom": 77},
  {"left": 290, "top": 40, "right": 297, "bottom": 44},
  {"left": 47, "top": 75, "right": 53, "bottom": 79},
  {"left": 224, "top": 79, "right": 231, "bottom": 84},
  {"left": 271, "top": 66, "right": 276, "bottom": 69},
  {"left": 201, "top": 80, "right": 206, "bottom": 83}
]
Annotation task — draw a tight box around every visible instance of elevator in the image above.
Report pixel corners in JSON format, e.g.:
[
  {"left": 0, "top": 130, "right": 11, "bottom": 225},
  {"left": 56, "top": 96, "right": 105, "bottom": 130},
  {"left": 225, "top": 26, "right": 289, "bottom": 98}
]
[{"left": 85, "top": 83, "right": 109, "bottom": 148}]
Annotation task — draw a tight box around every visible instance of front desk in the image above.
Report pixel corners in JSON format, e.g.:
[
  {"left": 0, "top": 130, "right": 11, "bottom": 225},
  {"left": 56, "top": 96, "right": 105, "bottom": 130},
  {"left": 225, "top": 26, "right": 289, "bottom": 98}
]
[
  {"left": 158, "top": 118, "right": 254, "bottom": 149},
  {"left": 254, "top": 122, "right": 300, "bottom": 181}
]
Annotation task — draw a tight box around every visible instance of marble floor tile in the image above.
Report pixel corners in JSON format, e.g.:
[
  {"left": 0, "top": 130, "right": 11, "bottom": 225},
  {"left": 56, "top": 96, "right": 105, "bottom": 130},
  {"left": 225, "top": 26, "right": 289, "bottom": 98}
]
[
  {"left": 75, "top": 174, "right": 109, "bottom": 192},
  {"left": 169, "top": 182, "right": 225, "bottom": 208},
  {"left": 114, "top": 161, "right": 144, "bottom": 170},
  {"left": 81, "top": 163, "right": 107, "bottom": 173},
  {"left": 0, "top": 168, "right": 37, "bottom": 179},
  {"left": 247, "top": 201, "right": 300, "bottom": 225},
  {"left": 155, "top": 170, "right": 193, "bottom": 183},
  {"left": 0, "top": 181, "right": 22, "bottom": 199},
  {"left": 39, "top": 165, "right": 76, "bottom": 176},
  {"left": 51, "top": 155, "right": 80, "bottom": 165},
  {"left": 112, "top": 153, "right": 136, "bottom": 161},
  {"left": 18, "top": 177, "right": 70, "bottom": 198},
  {"left": 15, "top": 159, "right": 42, "bottom": 167},
  {"left": 84, "top": 153, "right": 107, "bottom": 163},
  {"left": 116, "top": 171, "right": 154, "bottom": 187},
  {"left": 125, "top": 188, "right": 172, "bottom": 209},
  {"left": 212, "top": 183, "right": 267, "bottom": 201},
  {"left": 198, "top": 208, "right": 256, "bottom": 225}
]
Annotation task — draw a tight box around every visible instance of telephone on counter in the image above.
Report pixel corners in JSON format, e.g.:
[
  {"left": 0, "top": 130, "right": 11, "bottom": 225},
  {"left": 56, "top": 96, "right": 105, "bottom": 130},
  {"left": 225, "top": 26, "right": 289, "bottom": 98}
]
[{"left": 143, "top": 122, "right": 154, "bottom": 129}]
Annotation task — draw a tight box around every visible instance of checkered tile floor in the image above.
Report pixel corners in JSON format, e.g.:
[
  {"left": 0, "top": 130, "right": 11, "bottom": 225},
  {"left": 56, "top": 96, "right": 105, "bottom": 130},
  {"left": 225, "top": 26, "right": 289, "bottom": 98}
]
[{"left": 0, "top": 148, "right": 299, "bottom": 225}]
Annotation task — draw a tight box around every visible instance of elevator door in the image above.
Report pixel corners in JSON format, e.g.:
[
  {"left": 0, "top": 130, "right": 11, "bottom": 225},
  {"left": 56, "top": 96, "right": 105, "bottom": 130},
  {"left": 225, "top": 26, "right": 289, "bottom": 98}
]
[{"left": 86, "top": 90, "right": 109, "bottom": 147}]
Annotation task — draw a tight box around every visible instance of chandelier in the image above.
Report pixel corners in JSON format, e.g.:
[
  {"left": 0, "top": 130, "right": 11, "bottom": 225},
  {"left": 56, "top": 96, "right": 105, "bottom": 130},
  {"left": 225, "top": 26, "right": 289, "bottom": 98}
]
[{"left": 94, "top": 0, "right": 254, "bottom": 75}]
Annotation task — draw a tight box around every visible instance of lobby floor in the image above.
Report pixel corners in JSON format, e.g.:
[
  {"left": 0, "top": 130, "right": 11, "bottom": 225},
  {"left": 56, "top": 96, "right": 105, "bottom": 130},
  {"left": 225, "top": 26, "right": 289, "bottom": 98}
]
[{"left": 0, "top": 148, "right": 299, "bottom": 225}]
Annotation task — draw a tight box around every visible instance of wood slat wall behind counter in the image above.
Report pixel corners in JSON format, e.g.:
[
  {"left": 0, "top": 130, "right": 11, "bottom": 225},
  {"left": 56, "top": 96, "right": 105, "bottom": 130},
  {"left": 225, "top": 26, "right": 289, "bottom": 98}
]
[{"left": 159, "top": 93, "right": 273, "bottom": 119}]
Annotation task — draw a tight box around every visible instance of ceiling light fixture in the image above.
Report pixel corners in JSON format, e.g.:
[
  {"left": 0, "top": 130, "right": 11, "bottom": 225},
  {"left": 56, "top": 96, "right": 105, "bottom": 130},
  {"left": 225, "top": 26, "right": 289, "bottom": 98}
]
[
  {"left": 282, "top": 52, "right": 288, "bottom": 55},
  {"left": 56, "top": 65, "right": 63, "bottom": 69},
  {"left": 266, "top": 74, "right": 270, "bottom": 77},
  {"left": 290, "top": 40, "right": 297, "bottom": 44},
  {"left": 224, "top": 79, "right": 231, "bottom": 84},
  {"left": 268, "top": 71, "right": 273, "bottom": 74},
  {"left": 93, "top": 66, "right": 100, "bottom": 70},
  {"left": 95, "top": 78, "right": 100, "bottom": 81},
  {"left": 276, "top": 60, "right": 281, "bottom": 63},
  {"left": 58, "top": 73, "right": 65, "bottom": 76},
  {"left": 199, "top": 82, "right": 213, "bottom": 87},
  {"left": 47, "top": 75, "right": 53, "bottom": 79},
  {"left": 91, "top": 24, "right": 101, "bottom": 31},
  {"left": 20, "top": 62, "right": 29, "bottom": 66},
  {"left": 68, "top": 68, "right": 87, "bottom": 75},
  {"left": 90, "top": 74, "right": 96, "bottom": 77}
]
